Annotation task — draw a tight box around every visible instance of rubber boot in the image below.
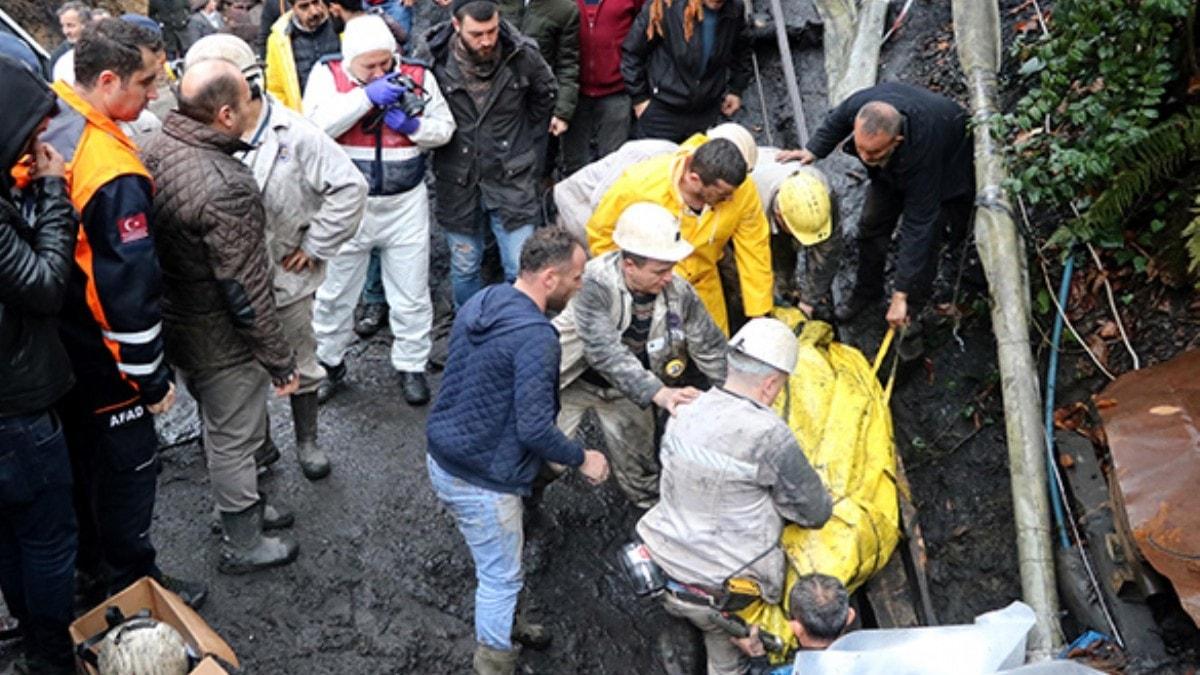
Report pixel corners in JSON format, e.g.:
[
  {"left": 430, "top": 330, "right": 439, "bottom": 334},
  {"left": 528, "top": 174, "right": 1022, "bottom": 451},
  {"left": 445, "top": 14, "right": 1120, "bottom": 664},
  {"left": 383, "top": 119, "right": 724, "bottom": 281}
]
[
  {"left": 289, "top": 392, "right": 330, "bottom": 480},
  {"left": 210, "top": 499, "right": 294, "bottom": 534},
  {"left": 254, "top": 429, "right": 280, "bottom": 472},
  {"left": 217, "top": 500, "right": 299, "bottom": 575},
  {"left": 512, "top": 615, "right": 551, "bottom": 650},
  {"left": 472, "top": 644, "right": 518, "bottom": 675},
  {"left": 158, "top": 573, "right": 209, "bottom": 610}
]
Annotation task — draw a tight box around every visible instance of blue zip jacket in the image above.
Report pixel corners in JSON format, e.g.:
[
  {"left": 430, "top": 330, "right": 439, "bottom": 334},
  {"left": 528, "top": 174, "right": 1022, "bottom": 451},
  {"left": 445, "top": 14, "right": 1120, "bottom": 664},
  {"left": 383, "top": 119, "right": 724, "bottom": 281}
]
[{"left": 426, "top": 284, "right": 585, "bottom": 495}]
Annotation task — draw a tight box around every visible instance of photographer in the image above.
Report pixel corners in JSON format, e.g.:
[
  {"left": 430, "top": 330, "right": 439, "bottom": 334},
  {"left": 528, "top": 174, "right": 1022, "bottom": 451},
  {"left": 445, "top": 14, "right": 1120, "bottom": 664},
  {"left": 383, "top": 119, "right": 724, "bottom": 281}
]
[{"left": 302, "top": 15, "right": 455, "bottom": 406}]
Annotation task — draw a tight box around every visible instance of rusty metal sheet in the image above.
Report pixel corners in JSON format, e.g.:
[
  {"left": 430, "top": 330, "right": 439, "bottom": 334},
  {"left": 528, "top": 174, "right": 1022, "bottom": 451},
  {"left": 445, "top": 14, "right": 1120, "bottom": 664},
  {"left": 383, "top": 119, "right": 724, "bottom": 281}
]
[{"left": 1099, "top": 349, "right": 1200, "bottom": 625}]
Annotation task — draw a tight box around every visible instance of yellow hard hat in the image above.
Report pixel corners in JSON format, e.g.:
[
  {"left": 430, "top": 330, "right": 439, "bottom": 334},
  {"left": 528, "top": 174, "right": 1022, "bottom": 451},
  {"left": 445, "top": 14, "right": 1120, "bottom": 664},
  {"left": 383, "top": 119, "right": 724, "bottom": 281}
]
[{"left": 776, "top": 169, "right": 832, "bottom": 246}]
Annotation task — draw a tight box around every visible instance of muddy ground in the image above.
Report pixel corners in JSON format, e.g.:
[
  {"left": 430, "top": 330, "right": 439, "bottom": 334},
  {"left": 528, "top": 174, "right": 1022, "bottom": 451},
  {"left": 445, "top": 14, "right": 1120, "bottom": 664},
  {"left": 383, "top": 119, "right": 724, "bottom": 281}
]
[{"left": 3, "top": 0, "right": 1199, "bottom": 672}]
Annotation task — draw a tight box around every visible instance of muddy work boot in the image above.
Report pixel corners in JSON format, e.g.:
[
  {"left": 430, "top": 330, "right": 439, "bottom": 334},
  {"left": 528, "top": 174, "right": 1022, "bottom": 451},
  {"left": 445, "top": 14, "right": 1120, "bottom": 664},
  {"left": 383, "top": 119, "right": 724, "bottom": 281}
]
[
  {"left": 473, "top": 644, "right": 519, "bottom": 675},
  {"left": 316, "top": 361, "right": 347, "bottom": 404},
  {"left": 289, "top": 392, "right": 330, "bottom": 480},
  {"left": 512, "top": 615, "right": 551, "bottom": 650},
  {"left": 210, "top": 497, "right": 294, "bottom": 534},
  {"left": 398, "top": 370, "right": 430, "bottom": 406},
  {"left": 217, "top": 500, "right": 299, "bottom": 575},
  {"left": 157, "top": 573, "right": 208, "bottom": 610},
  {"left": 354, "top": 302, "right": 388, "bottom": 338}
]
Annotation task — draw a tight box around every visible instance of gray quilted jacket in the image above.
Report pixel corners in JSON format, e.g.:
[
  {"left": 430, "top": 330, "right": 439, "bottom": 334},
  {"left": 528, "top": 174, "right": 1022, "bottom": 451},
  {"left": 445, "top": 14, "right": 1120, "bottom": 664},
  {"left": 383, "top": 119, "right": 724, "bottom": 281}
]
[
  {"left": 142, "top": 112, "right": 296, "bottom": 384},
  {"left": 553, "top": 251, "right": 727, "bottom": 406}
]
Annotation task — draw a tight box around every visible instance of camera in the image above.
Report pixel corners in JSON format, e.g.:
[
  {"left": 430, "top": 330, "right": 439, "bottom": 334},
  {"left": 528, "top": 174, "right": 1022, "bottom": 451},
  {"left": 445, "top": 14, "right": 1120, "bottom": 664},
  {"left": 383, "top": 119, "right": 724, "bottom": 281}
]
[{"left": 385, "top": 72, "right": 427, "bottom": 117}]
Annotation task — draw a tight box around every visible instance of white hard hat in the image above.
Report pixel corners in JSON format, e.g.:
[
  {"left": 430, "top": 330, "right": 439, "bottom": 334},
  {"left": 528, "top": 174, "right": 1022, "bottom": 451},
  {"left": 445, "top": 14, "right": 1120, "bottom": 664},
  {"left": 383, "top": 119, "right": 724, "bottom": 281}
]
[
  {"left": 612, "top": 202, "right": 695, "bottom": 262},
  {"left": 98, "top": 618, "right": 189, "bottom": 675},
  {"left": 184, "top": 34, "right": 262, "bottom": 84},
  {"left": 707, "top": 122, "right": 758, "bottom": 170},
  {"left": 728, "top": 318, "right": 798, "bottom": 374}
]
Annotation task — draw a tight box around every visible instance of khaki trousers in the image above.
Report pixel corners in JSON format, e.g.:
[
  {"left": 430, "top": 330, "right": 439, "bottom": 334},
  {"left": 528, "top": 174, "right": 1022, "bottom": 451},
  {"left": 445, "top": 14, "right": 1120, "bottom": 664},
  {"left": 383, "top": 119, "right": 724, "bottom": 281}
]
[
  {"left": 662, "top": 594, "right": 748, "bottom": 675},
  {"left": 183, "top": 363, "right": 269, "bottom": 512},
  {"left": 276, "top": 294, "right": 325, "bottom": 395},
  {"left": 557, "top": 380, "right": 658, "bottom": 508}
]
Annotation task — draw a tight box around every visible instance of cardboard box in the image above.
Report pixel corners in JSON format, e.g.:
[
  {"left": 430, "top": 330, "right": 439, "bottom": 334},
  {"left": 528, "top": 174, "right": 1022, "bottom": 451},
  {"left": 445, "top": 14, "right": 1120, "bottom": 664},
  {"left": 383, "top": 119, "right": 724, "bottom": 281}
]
[{"left": 69, "top": 576, "right": 239, "bottom": 675}]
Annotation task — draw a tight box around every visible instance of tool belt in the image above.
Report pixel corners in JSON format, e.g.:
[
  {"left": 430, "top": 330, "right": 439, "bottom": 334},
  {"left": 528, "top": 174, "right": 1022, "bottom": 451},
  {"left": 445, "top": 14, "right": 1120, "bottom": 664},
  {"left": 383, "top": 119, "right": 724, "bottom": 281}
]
[{"left": 664, "top": 577, "right": 762, "bottom": 613}]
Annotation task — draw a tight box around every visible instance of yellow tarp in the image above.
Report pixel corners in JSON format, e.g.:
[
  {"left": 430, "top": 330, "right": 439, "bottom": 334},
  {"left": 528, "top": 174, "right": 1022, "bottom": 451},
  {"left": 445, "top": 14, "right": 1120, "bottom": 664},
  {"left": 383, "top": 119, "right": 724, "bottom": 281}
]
[{"left": 735, "top": 309, "right": 901, "bottom": 659}]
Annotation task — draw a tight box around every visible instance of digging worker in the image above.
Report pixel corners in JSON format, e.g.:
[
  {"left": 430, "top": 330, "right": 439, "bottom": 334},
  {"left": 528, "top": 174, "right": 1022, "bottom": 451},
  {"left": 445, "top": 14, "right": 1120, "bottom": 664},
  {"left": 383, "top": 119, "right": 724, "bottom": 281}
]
[
  {"left": 733, "top": 574, "right": 856, "bottom": 672},
  {"left": 750, "top": 149, "right": 841, "bottom": 322},
  {"left": 426, "top": 228, "right": 610, "bottom": 675},
  {"left": 553, "top": 202, "right": 727, "bottom": 508},
  {"left": 264, "top": 0, "right": 340, "bottom": 110},
  {"left": 39, "top": 18, "right": 209, "bottom": 608},
  {"left": 621, "top": 0, "right": 751, "bottom": 141},
  {"left": 553, "top": 121, "right": 757, "bottom": 245},
  {"left": 637, "top": 317, "right": 832, "bottom": 675},
  {"left": 142, "top": 58, "right": 302, "bottom": 575},
  {"left": 779, "top": 82, "right": 974, "bottom": 333},
  {"left": 186, "top": 34, "right": 368, "bottom": 480},
  {"left": 0, "top": 56, "right": 78, "bottom": 675},
  {"left": 304, "top": 15, "right": 457, "bottom": 407},
  {"left": 415, "top": 0, "right": 558, "bottom": 308},
  {"left": 587, "top": 137, "right": 771, "bottom": 335}
]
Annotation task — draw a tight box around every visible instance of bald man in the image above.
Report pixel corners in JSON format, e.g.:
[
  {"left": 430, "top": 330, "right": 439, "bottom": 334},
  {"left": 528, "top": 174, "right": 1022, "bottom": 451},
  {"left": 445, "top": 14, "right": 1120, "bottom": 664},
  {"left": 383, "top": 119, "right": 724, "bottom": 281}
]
[
  {"left": 780, "top": 83, "right": 974, "bottom": 332},
  {"left": 142, "top": 58, "right": 303, "bottom": 574}
]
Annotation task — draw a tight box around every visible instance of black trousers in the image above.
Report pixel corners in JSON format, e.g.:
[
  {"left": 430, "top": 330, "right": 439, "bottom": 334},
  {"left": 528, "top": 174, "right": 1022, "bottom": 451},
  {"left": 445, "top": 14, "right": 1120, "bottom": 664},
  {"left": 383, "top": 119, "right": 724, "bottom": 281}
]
[
  {"left": 59, "top": 390, "right": 160, "bottom": 595},
  {"left": 854, "top": 182, "right": 974, "bottom": 311},
  {"left": 635, "top": 99, "right": 721, "bottom": 143}
]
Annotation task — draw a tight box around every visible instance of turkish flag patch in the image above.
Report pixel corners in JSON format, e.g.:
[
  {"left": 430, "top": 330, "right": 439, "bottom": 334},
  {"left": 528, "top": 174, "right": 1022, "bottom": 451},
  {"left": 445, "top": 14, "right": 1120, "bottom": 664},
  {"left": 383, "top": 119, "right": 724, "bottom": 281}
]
[{"left": 117, "top": 212, "right": 149, "bottom": 244}]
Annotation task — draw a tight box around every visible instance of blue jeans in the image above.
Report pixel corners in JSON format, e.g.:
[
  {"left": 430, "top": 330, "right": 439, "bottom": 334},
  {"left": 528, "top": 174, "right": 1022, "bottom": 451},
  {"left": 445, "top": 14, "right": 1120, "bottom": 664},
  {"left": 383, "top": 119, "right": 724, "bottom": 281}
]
[
  {"left": 359, "top": 248, "right": 387, "bottom": 306},
  {"left": 0, "top": 410, "right": 77, "bottom": 666},
  {"left": 445, "top": 208, "right": 535, "bottom": 308},
  {"left": 426, "top": 455, "right": 523, "bottom": 651}
]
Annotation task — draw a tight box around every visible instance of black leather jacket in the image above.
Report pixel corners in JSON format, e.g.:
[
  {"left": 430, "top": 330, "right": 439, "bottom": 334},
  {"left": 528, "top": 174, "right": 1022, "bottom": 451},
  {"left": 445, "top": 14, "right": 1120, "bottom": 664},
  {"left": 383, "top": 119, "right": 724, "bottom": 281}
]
[{"left": 0, "top": 60, "right": 78, "bottom": 416}]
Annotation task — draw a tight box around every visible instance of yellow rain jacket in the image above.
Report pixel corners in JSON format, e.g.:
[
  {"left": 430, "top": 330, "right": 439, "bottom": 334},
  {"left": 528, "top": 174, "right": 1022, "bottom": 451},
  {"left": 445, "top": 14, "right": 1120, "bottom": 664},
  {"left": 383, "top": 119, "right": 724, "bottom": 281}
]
[
  {"left": 265, "top": 12, "right": 303, "bottom": 111},
  {"left": 585, "top": 150, "right": 773, "bottom": 335},
  {"left": 736, "top": 309, "right": 902, "bottom": 662}
]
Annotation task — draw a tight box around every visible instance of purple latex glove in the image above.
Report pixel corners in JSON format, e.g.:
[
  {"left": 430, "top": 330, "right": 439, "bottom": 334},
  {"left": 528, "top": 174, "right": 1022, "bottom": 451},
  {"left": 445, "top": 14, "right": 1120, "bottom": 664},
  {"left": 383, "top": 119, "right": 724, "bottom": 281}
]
[
  {"left": 364, "top": 77, "right": 405, "bottom": 107},
  {"left": 384, "top": 107, "right": 420, "bottom": 135}
]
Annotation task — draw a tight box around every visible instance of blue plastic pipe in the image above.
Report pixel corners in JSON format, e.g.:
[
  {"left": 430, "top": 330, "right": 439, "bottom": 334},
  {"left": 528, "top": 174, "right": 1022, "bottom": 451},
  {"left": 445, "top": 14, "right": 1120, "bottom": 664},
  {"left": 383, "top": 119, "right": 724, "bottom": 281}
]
[{"left": 1044, "top": 256, "right": 1074, "bottom": 550}]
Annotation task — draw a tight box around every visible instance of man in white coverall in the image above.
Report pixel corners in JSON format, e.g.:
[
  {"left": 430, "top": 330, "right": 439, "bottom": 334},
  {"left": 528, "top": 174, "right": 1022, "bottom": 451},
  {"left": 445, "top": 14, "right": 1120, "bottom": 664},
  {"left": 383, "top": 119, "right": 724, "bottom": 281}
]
[{"left": 303, "top": 15, "right": 456, "bottom": 405}]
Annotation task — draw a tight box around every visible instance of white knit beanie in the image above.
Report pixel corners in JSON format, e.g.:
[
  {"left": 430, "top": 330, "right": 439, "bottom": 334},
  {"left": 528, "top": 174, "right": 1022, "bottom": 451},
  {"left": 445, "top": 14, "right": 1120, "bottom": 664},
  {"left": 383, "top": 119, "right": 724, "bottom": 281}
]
[{"left": 341, "top": 15, "right": 397, "bottom": 68}]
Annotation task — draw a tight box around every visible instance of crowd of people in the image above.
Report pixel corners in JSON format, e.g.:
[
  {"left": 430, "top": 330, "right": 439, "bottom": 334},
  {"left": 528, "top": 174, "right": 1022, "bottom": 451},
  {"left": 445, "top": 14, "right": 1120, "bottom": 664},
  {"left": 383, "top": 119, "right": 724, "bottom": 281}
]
[{"left": 0, "top": 0, "right": 976, "bottom": 672}]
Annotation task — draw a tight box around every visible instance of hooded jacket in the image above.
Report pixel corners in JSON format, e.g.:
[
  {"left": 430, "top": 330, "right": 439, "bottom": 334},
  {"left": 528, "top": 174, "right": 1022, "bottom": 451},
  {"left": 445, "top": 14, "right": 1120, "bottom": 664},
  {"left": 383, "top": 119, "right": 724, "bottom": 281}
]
[
  {"left": 426, "top": 284, "right": 585, "bottom": 495},
  {"left": 414, "top": 20, "right": 558, "bottom": 234},
  {"left": 0, "top": 62, "right": 78, "bottom": 415},
  {"left": 804, "top": 82, "right": 973, "bottom": 296}
]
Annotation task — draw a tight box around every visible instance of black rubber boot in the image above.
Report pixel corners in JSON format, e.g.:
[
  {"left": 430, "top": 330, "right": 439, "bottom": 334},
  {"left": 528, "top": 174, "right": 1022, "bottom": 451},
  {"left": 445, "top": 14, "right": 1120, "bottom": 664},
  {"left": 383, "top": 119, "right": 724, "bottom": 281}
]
[
  {"left": 290, "top": 392, "right": 330, "bottom": 480},
  {"left": 217, "top": 500, "right": 299, "bottom": 575},
  {"left": 354, "top": 302, "right": 387, "bottom": 337},
  {"left": 254, "top": 430, "right": 280, "bottom": 471},
  {"left": 316, "top": 361, "right": 347, "bottom": 404},
  {"left": 399, "top": 370, "right": 430, "bottom": 406},
  {"left": 158, "top": 573, "right": 208, "bottom": 610}
]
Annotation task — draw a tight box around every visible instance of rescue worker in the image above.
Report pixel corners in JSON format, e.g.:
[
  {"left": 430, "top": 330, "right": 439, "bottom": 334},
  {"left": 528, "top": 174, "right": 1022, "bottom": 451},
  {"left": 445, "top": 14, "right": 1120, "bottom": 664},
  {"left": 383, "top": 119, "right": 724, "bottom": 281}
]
[
  {"left": 587, "top": 137, "right": 771, "bottom": 335},
  {"left": 553, "top": 122, "right": 757, "bottom": 245},
  {"left": 415, "top": 0, "right": 559, "bottom": 308},
  {"left": 426, "top": 228, "right": 610, "bottom": 675},
  {"left": 733, "top": 574, "right": 855, "bottom": 671},
  {"left": 303, "top": 15, "right": 456, "bottom": 406},
  {"left": 621, "top": 0, "right": 751, "bottom": 141},
  {"left": 554, "top": 202, "right": 727, "bottom": 508},
  {"left": 779, "top": 82, "right": 974, "bottom": 332},
  {"left": 264, "top": 0, "right": 340, "bottom": 110},
  {"left": 0, "top": 55, "right": 78, "bottom": 675},
  {"left": 142, "top": 58, "right": 302, "bottom": 574},
  {"left": 40, "top": 18, "right": 205, "bottom": 607},
  {"left": 637, "top": 317, "right": 832, "bottom": 674},
  {"left": 185, "top": 34, "right": 368, "bottom": 480},
  {"left": 749, "top": 149, "right": 840, "bottom": 322}
]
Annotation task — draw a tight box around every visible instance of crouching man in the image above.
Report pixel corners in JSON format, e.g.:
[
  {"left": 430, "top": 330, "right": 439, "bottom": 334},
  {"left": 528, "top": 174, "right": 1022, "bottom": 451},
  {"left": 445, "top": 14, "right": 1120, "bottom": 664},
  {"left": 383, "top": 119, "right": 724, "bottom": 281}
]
[
  {"left": 637, "top": 318, "right": 832, "bottom": 674},
  {"left": 553, "top": 202, "right": 727, "bottom": 508},
  {"left": 304, "top": 14, "right": 456, "bottom": 406}
]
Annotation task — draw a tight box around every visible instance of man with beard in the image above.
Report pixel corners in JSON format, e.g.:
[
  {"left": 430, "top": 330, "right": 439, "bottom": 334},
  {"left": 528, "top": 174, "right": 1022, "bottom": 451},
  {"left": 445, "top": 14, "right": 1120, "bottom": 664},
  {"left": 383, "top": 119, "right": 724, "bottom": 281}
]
[
  {"left": 426, "top": 228, "right": 610, "bottom": 675},
  {"left": 415, "top": 0, "right": 558, "bottom": 308},
  {"left": 778, "top": 82, "right": 974, "bottom": 337},
  {"left": 264, "top": 0, "right": 340, "bottom": 110}
]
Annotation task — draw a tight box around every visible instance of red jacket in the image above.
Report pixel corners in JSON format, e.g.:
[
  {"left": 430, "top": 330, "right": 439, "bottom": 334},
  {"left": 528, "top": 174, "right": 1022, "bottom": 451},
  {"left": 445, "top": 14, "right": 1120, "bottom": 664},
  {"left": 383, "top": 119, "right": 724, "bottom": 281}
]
[{"left": 577, "top": 0, "right": 644, "bottom": 97}]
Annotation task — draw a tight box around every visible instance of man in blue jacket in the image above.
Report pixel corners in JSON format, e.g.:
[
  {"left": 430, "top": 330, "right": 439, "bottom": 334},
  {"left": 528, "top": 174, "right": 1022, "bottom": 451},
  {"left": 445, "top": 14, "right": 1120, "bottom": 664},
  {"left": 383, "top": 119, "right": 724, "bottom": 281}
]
[{"left": 426, "top": 227, "right": 609, "bottom": 675}]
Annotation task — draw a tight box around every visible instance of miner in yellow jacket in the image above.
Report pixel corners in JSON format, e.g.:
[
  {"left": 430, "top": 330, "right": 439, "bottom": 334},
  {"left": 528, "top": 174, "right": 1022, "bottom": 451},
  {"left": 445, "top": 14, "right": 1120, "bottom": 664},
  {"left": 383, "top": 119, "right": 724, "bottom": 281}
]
[
  {"left": 586, "top": 137, "right": 773, "bottom": 335},
  {"left": 263, "top": 0, "right": 339, "bottom": 110}
]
